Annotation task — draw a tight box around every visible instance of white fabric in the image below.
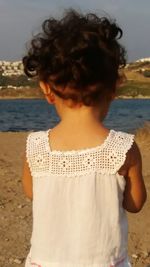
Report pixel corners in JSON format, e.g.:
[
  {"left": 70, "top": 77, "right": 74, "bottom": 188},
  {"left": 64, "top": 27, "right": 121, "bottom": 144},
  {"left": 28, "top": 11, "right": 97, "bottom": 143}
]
[{"left": 25, "top": 129, "right": 134, "bottom": 267}]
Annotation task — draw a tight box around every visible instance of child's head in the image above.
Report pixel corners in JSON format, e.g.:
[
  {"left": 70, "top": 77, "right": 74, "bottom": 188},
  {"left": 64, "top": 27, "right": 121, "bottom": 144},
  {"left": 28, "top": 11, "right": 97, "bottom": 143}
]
[{"left": 22, "top": 9, "right": 126, "bottom": 108}]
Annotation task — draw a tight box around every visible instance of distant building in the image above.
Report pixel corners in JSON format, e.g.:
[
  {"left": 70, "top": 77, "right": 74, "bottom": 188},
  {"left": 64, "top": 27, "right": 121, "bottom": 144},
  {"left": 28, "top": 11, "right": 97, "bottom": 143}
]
[
  {"left": 136, "top": 57, "right": 150, "bottom": 63},
  {"left": 0, "top": 57, "right": 150, "bottom": 76},
  {"left": 0, "top": 61, "right": 24, "bottom": 76}
]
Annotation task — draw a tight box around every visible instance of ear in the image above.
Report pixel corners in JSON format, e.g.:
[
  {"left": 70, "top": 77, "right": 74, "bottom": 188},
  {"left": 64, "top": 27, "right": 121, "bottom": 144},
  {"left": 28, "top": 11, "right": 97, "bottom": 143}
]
[
  {"left": 39, "top": 81, "right": 56, "bottom": 104},
  {"left": 39, "top": 81, "right": 50, "bottom": 95}
]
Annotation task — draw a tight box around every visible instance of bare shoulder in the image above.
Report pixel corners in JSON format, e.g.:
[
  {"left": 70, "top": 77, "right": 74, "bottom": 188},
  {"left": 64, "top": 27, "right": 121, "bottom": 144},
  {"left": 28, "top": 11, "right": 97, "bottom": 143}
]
[
  {"left": 22, "top": 146, "right": 33, "bottom": 200},
  {"left": 128, "top": 140, "right": 142, "bottom": 167},
  {"left": 118, "top": 140, "right": 140, "bottom": 177},
  {"left": 122, "top": 140, "right": 147, "bottom": 213}
]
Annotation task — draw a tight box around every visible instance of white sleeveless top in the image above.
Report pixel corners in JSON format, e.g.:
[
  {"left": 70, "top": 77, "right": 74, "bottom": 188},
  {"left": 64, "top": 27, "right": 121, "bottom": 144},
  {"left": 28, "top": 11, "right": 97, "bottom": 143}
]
[{"left": 25, "top": 129, "right": 134, "bottom": 267}]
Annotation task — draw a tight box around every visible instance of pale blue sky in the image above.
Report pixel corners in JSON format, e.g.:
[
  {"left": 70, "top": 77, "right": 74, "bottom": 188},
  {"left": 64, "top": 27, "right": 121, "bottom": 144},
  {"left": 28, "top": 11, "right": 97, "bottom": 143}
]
[{"left": 0, "top": 0, "right": 150, "bottom": 62}]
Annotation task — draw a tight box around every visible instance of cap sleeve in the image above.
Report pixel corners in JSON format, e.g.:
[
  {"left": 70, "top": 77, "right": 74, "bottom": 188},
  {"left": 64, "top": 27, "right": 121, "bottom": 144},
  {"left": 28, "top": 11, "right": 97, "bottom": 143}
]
[
  {"left": 26, "top": 131, "right": 47, "bottom": 177},
  {"left": 112, "top": 131, "right": 135, "bottom": 174}
]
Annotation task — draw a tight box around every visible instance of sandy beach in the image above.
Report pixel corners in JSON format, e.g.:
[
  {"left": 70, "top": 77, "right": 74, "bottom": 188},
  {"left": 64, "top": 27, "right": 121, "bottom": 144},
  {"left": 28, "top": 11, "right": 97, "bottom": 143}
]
[{"left": 0, "top": 124, "right": 150, "bottom": 267}]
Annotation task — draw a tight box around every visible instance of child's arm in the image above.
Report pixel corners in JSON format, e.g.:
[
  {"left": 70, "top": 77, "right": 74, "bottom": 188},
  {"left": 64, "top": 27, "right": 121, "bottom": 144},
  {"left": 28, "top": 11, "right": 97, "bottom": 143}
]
[
  {"left": 22, "top": 155, "right": 33, "bottom": 200},
  {"left": 123, "top": 141, "right": 147, "bottom": 213}
]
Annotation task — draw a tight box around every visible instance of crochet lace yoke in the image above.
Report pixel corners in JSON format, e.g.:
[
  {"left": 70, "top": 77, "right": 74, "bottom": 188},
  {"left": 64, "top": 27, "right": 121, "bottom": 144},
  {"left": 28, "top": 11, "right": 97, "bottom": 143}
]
[{"left": 26, "top": 129, "right": 134, "bottom": 178}]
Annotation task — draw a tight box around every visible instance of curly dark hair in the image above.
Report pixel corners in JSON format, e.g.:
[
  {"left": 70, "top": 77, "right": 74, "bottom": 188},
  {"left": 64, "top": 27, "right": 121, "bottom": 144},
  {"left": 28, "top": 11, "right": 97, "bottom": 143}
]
[{"left": 22, "top": 9, "right": 126, "bottom": 106}]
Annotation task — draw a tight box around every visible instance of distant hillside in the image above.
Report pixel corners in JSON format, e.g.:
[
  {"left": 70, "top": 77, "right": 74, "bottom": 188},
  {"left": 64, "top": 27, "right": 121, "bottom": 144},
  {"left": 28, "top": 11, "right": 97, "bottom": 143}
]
[
  {"left": 125, "top": 58, "right": 150, "bottom": 81},
  {"left": 0, "top": 59, "right": 150, "bottom": 99}
]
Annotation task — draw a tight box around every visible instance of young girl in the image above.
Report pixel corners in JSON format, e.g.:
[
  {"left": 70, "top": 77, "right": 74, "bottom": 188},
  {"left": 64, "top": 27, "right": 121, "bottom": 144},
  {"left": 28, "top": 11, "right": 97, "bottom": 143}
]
[{"left": 22, "top": 9, "right": 147, "bottom": 267}]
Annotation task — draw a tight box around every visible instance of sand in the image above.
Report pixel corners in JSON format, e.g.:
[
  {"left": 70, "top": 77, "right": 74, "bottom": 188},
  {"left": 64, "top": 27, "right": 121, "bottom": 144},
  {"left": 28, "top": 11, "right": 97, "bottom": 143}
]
[{"left": 0, "top": 125, "right": 150, "bottom": 267}]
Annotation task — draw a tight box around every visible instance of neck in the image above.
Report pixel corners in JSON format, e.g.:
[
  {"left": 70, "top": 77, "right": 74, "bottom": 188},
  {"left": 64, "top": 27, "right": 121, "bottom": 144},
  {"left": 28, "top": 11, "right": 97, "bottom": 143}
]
[{"left": 54, "top": 100, "right": 110, "bottom": 133}]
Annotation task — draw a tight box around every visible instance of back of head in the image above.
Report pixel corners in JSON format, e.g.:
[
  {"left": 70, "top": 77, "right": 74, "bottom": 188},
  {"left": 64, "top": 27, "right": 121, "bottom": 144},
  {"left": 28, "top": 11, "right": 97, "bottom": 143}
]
[{"left": 22, "top": 9, "right": 126, "bottom": 106}]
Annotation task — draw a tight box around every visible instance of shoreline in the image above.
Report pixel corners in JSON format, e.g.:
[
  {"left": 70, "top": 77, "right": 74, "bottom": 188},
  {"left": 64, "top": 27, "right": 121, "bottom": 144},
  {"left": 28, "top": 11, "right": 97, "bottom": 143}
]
[{"left": 0, "top": 96, "right": 150, "bottom": 100}]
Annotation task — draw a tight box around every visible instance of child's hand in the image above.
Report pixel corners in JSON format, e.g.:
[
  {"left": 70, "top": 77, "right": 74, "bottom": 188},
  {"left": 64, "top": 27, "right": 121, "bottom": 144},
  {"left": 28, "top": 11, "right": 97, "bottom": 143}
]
[{"left": 123, "top": 141, "right": 147, "bottom": 213}]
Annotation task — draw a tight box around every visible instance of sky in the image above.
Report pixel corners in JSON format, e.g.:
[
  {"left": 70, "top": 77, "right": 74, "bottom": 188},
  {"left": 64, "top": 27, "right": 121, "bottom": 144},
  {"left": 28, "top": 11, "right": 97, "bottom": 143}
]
[{"left": 0, "top": 0, "right": 150, "bottom": 62}]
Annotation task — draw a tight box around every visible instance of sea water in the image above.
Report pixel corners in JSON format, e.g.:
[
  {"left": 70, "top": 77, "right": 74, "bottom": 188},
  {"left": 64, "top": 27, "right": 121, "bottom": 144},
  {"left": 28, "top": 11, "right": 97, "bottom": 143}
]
[{"left": 0, "top": 99, "right": 149, "bottom": 133}]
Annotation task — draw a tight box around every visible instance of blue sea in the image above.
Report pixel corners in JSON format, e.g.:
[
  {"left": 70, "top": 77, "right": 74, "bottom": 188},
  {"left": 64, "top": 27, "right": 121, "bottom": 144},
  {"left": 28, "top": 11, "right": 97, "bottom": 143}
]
[{"left": 0, "top": 99, "right": 150, "bottom": 133}]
